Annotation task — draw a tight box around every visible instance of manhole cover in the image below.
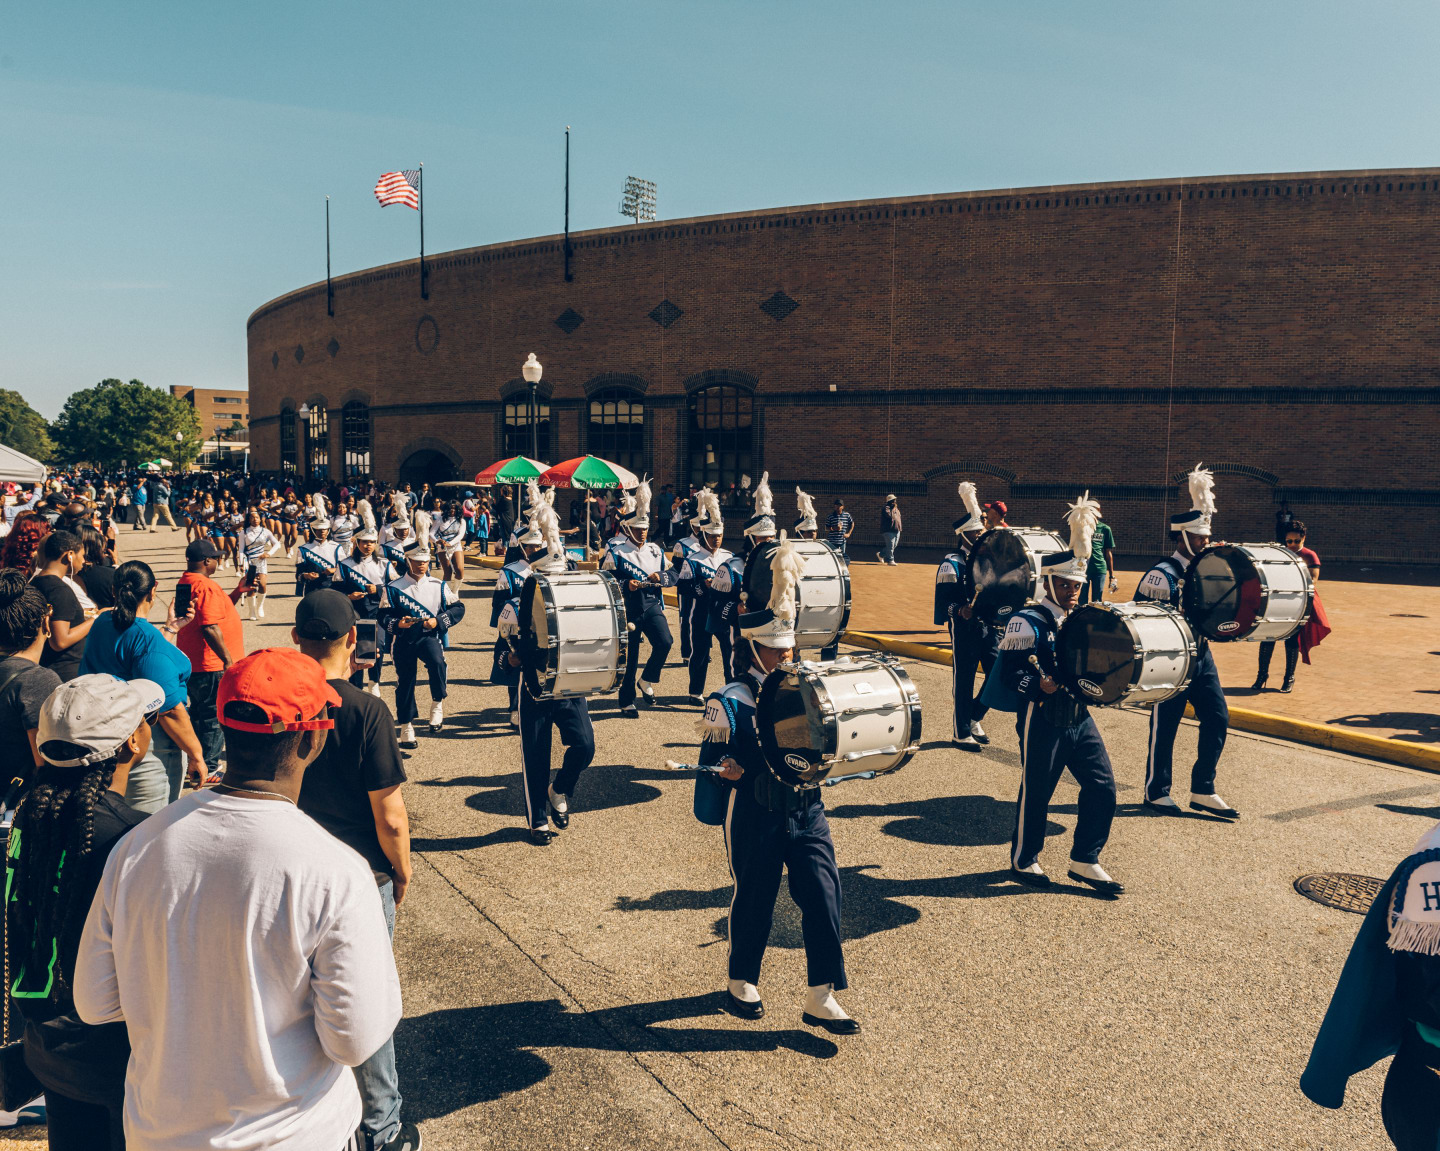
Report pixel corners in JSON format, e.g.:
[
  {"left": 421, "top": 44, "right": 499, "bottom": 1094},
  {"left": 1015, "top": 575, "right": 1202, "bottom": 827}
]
[{"left": 1294, "top": 873, "right": 1386, "bottom": 914}]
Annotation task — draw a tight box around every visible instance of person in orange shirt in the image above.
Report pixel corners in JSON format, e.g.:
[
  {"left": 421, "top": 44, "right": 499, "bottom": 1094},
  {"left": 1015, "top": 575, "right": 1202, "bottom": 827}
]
[{"left": 176, "top": 539, "right": 250, "bottom": 783}]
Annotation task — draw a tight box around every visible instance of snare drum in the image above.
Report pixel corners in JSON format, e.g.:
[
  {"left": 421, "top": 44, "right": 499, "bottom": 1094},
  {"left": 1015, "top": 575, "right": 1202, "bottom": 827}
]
[
  {"left": 966, "top": 527, "right": 1067, "bottom": 623},
  {"left": 520, "top": 570, "right": 629, "bottom": 699},
  {"left": 1055, "top": 601, "right": 1196, "bottom": 707},
  {"left": 755, "top": 655, "right": 921, "bottom": 789},
  {"left": 1182, "top": 543, "right": 1313, "bottom": 643}
]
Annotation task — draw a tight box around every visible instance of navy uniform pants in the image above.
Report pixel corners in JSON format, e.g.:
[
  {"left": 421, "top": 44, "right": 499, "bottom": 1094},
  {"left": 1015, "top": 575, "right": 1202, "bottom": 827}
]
[
  {"left": 688, "top": 598, "right": 733, "bottom": 696},
  {"left": 1144, "top": 645, "right": 1228, "bottom": 801},
  {"left": 1011, "top": 703, "right": 1116, "bottom": 869},
  {"left": 724, "top": 786, "right": 847, "bottom": 990},
  {"left": 619, "top": 598, "right": 672, "bottom": 707},
  {"left": 518, "top": 688, "right": 594, "bottom": 830},
  {"left": 676, "top": 582, "right": 695, "bottom": 659},
  {"left": 392, "top": 634, "right": 447, "bottom": 724},
  {"left": 949, "top": 615, "right": 999, "bottom": 738}
]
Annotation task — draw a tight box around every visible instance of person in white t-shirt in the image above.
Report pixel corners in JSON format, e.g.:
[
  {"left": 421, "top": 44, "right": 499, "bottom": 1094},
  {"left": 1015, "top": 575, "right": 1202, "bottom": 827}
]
[{"left": 74, "top": 648, "right": 402, "bottom": 1151}]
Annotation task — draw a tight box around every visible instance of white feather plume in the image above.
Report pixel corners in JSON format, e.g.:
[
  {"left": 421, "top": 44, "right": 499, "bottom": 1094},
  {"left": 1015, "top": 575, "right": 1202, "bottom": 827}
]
[
  {"left": 752, "top": 471, "right": 772, "bottom": 518},
  {"left": 311, "top": 492, "right": 328, "bottom": 519},
  {"left": 696, "top": 488, "right": 723, "bottom": 532},
  {"left": 358, "top": 498, "right": 376, "bottom": 533},
  {"left": 413, "top": 509, "right": 432, "bottom": 552},
  {"left": 533, "top": 496, "right": 566, "bottom": 569},
  {"left": 796, "top": 486, "right": 816, "bottom": 521},
  {"left": 634, "top": 477, "right": 651, "bottom": 522},
  {"left": 1187, "top": 463, "right": 1216, "bottom": 517},
  {"left": 768, "top": 531, "right": 804, "bottom": 619},
  {"left": 1065, "top": 490, "right": 1102, "bottom": 563},
  {"left": 740, "top": 474, "right": 751, "bottom": 491},
  {"left": 525, "top": 479, "right": 544, "bottom": 520},
  {"left": 388, "top": 491, "right": 409, "bottom": 525},
  {"left": 957, "top": 481, "right": 983, "bottom": 525}
]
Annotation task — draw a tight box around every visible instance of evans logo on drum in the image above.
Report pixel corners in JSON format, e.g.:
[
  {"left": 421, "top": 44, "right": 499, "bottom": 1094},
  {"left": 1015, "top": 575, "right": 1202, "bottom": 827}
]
[
  {"left": 1076, "top": 678, "right": 1104, "bottom": 698},
  {"left": 1216, "top": 621, "right": 1240, "bottom": 634},
  {"left": 784, "top": 753, "right": 813, "bottom": 772},
  {"left": 997, "top": 606, "right": 1014, "bottom": 617}
]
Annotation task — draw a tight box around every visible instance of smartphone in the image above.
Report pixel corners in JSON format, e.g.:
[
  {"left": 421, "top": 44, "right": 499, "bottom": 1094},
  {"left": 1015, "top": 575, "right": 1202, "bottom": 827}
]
[
  {"left": 354, "top": 619, "right": 378, "bottom": 663},
  {"left": 245, "top": 564, "right": 259, "bottom": 586},
  {"left": 174, "top": 582, "right": 192, "bottom": 619}
]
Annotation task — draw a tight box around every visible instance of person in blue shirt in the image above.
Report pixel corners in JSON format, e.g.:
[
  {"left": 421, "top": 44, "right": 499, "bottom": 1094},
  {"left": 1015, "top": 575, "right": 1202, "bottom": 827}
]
[{"left": 79, "top": 561, "right": 207, "bottom": 811}]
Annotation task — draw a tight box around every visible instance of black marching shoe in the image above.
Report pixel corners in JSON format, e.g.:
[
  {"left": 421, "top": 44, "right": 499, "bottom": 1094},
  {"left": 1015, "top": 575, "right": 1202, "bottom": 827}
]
[
  {"left": 1067, "top": 862, "right": 1124, "bottom": 896},
  {"left": 548, "top": 787, "right": 570, "bottom": 830},
  {"left": 1189, "top": 794, "right": 1240, "bottom": 819},
  {"left": 1142, "top": 796, "right": 1184, "bottom": 815},
  {"left": 802, "top": 1011, "right": 861, "bottom": 1035},
  {"left": 529, "top": 827, "right": 554, "bottom": 846},
  {"left": 723, "top": 991, "right": 764, "bottom": 1020},
  {"left": 372, "top": 1122, "right": 423, "bottom": 1151},
  {"left": 1009, "top": 864, "right": 1051, "bottom": 888}
]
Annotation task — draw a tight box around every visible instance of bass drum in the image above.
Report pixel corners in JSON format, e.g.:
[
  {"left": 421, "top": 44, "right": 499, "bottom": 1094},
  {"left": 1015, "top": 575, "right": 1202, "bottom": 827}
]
[
  {"left": 966, "top": 527, "right": 1067, "bottom": 624},
  {"left": 1055, "top": 601, "right": 1196, "bottom": 707},
  {"left": 742, "top": 539, "right": 852, "bottom": 651},
  {"left": 521, "top": 570, "right": 629, "bottom": 699},
  {"left": 1182, "top": 543, "right": 1313, "bottom": 643},
  {"left": 756, "top": 655, "right": 921, "bottom": 789}
]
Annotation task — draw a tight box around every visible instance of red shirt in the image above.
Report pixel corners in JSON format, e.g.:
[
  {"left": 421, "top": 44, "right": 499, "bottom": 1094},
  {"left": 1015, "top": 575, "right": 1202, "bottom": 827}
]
[
  {"left": 176, "top": 571, "right": 245, "bottom": 673},
  {"left": 1295, "top": 546, "right": 1321, "bottom": 570}
]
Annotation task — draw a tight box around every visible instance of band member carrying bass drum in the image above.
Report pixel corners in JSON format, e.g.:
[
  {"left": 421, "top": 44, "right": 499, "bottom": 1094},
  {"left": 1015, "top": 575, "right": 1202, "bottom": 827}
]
[
  {"left": 602, "top": 478, "right": 675, "bottom": 717},
  {"left": 682, "top": 490, "right": 734, "bottom": 706},
  {"left": 934, "top": 482, "right": 1001, "bottom": 752},
  {"left": 699, "top": 534, "right": 859, "bottom": 1034},
  {"left": 1000, "top": 493, "right": 1123, "bottom": 896},
  {"left": 491, "top": 485, "right": 551, "bottom": 726},
  {"left": 1133, "top": 464, "right": 1238, "bottom": 820},
  {"left": 709, "top": 472, "right": 777, "bottom": 682}
]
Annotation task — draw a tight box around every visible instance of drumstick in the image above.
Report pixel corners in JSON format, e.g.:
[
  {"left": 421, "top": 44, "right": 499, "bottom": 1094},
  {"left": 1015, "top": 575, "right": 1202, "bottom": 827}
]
[{"left": 662, "top": 760, "right": 723, "bottom": 774}]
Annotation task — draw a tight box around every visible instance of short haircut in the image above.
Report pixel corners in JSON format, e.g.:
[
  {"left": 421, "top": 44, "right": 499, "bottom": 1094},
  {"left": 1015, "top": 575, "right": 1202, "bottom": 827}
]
[
  {"left": 221, "top": 701, "right": 304, "bottom": 782},
  {"left": 42, "top": 530, "right": 81, "bottom": 563},
  {"left": 1288, "top": 520, "right": 1307, "bottom": 537},
  {"left": 295, "top": 634, "right": 347, "bottom": 661}
]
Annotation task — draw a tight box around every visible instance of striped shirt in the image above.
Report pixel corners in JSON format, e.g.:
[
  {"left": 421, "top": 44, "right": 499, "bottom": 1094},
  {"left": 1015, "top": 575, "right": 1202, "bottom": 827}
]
[{"left": 825, "top": 511, "right": 853, "bottom": 548}]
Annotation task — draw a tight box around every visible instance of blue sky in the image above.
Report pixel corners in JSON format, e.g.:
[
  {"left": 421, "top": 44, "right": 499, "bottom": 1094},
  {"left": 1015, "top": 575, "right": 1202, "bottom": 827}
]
[{"left": 4, "top": 1, "right": 1439, "bottom": 417}]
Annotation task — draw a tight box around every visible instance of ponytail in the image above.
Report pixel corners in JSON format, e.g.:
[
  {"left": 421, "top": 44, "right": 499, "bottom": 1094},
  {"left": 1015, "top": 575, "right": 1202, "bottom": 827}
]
[{"left": 111, "top": 560, "right": 156, "bottom": 631}]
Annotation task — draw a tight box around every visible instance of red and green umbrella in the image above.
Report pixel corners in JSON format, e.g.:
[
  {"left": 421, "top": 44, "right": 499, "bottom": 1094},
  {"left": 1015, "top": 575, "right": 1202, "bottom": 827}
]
[
  {"left": 473, "top": 456, "right": 547, "bottom": 486},
  {"left": 539, "top": 455, "right": 640, "bottom": 490}
]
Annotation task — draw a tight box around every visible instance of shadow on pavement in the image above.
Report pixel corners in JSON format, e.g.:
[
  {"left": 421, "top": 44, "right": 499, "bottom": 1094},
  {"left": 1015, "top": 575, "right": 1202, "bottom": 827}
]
[
  {"left": 827, "top": 793, "right": 1043, "bottom": 847},
  {"left": 395, "top": 994, "right": 838, "bottom": 1119},
  {"left": 1328, "top": 711, "right": 1440, "bottom": 743},
  {"left": 412, "top": 828, "right": 532, "bottom": 852},
  {"left": 1378, "top": 801, "right": 1440, "bottom": 820}
]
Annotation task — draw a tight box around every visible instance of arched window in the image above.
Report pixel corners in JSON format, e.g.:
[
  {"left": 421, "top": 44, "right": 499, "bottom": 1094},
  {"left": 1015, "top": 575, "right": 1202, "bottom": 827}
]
[
  {"left": 342, "top": 401, "right": 371, "bottom": 478},
  {"left": 306, "top": 404, "right": 328, "bottom": 479},
  {"left": 279, "top": 407, "right": 297, "bottom": 474},
  {"left": 587, "top": 389, "right": 645, "bottom": 474},
  {"left": 504, "top": 398, "right": 550, "bottom": 460},
  {"left": 687, "top": 385, "right": 753, "bottom": 493}
]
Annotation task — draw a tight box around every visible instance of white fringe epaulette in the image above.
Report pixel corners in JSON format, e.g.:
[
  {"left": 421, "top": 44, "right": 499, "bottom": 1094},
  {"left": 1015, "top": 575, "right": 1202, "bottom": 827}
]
[
  {"left": 696, "top": 695, "right": 734, "bottom": 742},
  {"left": 1387, "top": 853, "right": 1440, "bottom": 956},
  {"left": 999, "top": 615, "right": 1038, "bottom": 651}
]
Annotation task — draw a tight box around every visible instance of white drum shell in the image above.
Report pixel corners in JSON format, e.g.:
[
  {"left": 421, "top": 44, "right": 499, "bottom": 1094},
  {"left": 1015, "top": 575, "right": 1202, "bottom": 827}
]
[
  {"left": 804, "top": 657, "right": 921, "bottom": 776},
  {"left": 792, "top": 539, "right": 852, "bottom": 650},
  {"left": 527, "top": 571, "right": 627, "bottom": 698},
  {"left": 1111, "top": 602, "right": 1194, "bottom": 705},
  {"left": 1017, "top": 529, "right": 1066, "bottom": 598},
  {"left": 1241, "top": 543, "right": 1313, "bottom": 643}
]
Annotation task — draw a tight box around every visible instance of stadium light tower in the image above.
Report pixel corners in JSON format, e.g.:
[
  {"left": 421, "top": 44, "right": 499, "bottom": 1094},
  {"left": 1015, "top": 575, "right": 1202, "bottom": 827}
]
[{"left": 619, "top": 176, "right": 657, "bottom": 224}]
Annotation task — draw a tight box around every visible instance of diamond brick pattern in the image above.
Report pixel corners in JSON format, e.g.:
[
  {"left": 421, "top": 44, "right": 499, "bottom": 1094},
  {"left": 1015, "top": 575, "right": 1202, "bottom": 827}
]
[
  {"left": 293, "top": 345, "right": 305, "bottom": 363},
  {"left": 555, "top": 308, "right": 585, "bottom": 335},
  {"left": 271, "top": 351, "right": 279, "bottom": 369},
  {"left": 760, "top": 290, "right": 798, "bottom": 321},
  {"left": 327, "top": 338, "right": 340, "bottom": 358},
  {"left": 649, "top": 299, "right": 683, "bottom": 329}
]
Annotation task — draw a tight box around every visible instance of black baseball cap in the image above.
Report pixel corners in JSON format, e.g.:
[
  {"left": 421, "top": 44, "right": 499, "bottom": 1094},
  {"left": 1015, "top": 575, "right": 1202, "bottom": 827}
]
[
  {"left": 185, "top": 539, "right": 220, "bottom": 561},
  {"left": 294, "top": 589, "right": 357, "bottom": 641}
]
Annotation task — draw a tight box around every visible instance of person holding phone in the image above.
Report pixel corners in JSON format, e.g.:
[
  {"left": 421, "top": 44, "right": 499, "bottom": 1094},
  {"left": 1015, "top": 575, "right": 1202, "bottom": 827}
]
[{"left": 175, "top": 540, "right": 249, "bottom": 783}]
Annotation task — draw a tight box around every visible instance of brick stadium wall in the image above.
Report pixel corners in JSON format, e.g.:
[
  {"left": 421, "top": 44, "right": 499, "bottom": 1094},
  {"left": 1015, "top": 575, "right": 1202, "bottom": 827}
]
[{"left": 247, "top": 169, "right": 1440, "bottom": 564}]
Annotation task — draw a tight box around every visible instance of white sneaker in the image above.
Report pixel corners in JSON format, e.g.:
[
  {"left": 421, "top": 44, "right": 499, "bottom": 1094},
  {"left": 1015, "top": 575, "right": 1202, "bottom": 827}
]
[
  {"left": 510, "top": 710, "right": 520, "bottom": 727},
  {"left": 969, "top": 720, "right": 988, "bottom": 744},
  {"left": 368, "top": 681, "right": 382, "bottom": 698},
  {"left": 429, "top": 703, "right": 443, "bottom": 730},
  {"left": 399, "top": 723, "right": 417, "bottom": 748}
]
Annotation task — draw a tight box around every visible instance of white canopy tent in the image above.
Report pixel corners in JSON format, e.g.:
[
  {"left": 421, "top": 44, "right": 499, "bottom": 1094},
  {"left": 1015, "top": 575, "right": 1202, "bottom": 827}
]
[{"left": 0, "top": 443, "right": 46, "bottom": 484}]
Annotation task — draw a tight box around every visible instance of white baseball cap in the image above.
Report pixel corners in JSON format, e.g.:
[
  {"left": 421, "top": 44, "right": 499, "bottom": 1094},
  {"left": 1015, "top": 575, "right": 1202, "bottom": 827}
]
[{"left": 38, "top": 675, "right": 165, "bottom": 767}]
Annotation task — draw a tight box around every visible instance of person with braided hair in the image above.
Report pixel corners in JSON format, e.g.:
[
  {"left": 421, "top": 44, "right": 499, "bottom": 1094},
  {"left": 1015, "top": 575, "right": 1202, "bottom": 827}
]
[{"left": 8, "top": 674, "right": 162, "bottom": 1148}]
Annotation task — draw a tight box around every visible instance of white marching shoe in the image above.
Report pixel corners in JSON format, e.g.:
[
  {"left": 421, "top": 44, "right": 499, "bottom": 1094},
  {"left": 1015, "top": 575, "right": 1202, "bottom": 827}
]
[
  {"left": 1190, "top": 792, "right": 1240, "bottom": 819},
  {"left": 509, "top": 710, "right": 520, "bottom": 727},
  {"left": 1067, "top": 860, "right": 1124, "bottom": 896},
  {"left": 245, "top": 597, "right": 257, "bottom": 621},
  {"left": 1009, "top": 860, "right": 1050, "bottom": 887},
  {"left": 724, "top": 978, "right": 764, "bottom": 1020},
  {"left": 398, "top": 723, "right": 417, "bottom": 749},
  {"left": 256, "top": 596, "right": 266, "bottom": 619},
  {"left": 639, "top": 680, "right": 656, "bottom": 701},
  {"left": 1143, "top": 794, "right": 1183, "bottom": 814},
  {"left": 802, "top": 983, "right": 859, "bottom": 1034},
  {"left": 368, "top": 681, "right": 382, "bottom": 698},
  {"left": 969, "top": 720, "right": 989, "bottom": 744},
  {"left": 429, "top": 703, "right": 443, "bottom": 732}
]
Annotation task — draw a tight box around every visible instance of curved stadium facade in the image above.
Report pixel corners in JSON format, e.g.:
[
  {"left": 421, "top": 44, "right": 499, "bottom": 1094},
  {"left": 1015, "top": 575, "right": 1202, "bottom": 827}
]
[{"left": 247, "top": 168, "right": 1440, "bottom": 563}]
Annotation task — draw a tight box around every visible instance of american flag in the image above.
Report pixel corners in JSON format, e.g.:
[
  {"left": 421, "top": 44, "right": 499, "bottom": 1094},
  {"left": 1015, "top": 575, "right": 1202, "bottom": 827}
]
[{"left": 374, "top": 169, "right": 421, "bottom": 210}]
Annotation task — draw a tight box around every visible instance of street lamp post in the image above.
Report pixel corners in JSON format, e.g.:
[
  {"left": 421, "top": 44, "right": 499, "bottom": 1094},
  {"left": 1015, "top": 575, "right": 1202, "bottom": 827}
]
[{"left": 521, "top": 354, "right": 543, "bottom": 462}]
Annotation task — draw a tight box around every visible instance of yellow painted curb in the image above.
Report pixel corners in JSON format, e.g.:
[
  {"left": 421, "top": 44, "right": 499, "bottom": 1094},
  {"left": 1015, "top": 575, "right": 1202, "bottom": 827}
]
[{"left": 838, "top": 631, "right": 1440, "bottom": 776}]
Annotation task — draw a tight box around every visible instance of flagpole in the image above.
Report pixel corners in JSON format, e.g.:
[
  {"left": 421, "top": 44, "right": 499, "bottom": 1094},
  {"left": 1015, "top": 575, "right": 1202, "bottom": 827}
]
[
  {"left": 325, "top": 196, "right": 334, "bottom": 317},
  {"left": 418, "top": 163, "right": 428, "bottom": 300},
  {"left": 564, "top": 127, "right": 573, "bottom": 282}
]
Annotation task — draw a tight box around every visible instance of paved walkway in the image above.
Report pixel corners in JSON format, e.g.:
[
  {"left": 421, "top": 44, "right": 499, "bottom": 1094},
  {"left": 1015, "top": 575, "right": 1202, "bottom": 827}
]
[
  {"left": 4, "top": 529, "right": 1432, "bottom": 1149},
  {"left": 845, "top": 558, "right": 1440, "bottom": 746}
]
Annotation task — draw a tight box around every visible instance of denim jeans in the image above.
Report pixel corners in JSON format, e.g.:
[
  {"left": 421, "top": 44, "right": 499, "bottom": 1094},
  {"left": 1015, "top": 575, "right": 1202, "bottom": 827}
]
[
  {"left": 188, "top": 670, "right": 225, "bottom": 772},
  {"left": 354, "top": 878, "right": 402, "bottom": 1147},
  {"left": 126, "top": 725, "right": 186, "bottom": 813},
  {"left": 879, "top": 531, "right": 900, "bottom": 563}
]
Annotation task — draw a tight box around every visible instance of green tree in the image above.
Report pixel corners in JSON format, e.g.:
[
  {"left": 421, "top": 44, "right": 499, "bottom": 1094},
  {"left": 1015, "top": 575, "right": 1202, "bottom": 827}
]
[
  {"left": 0, "top": 390, "right": 55, "bottom": 462},
  {"left": 53, "top": 379, "right": 202, "bottom": 468}
]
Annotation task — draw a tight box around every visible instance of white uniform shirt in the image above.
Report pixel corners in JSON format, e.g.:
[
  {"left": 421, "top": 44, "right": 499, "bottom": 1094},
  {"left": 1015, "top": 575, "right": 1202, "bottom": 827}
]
[
  {"left": 242, "top": 526, "right": 280, "bottom": 563},
  {"left": 602, "top": 537, "right": 668, "bottom": 582},
  {"left": 382, "top": 572, "right": 453, "bottom": 618},
  {"left": 1134, "top": 550, "right": 1191, "bottom": 605},
  {"left": 297, "top": 538, "right": 344, "bottom": 573},
  {"left": 681, "top": 546, "right": 733, "bottom": 586},
  {"left": 341, "top": 552, "right": 396, "bottom": 593},
  {"left": 435, "top": 516, "right": 465, "bottom": 553}
]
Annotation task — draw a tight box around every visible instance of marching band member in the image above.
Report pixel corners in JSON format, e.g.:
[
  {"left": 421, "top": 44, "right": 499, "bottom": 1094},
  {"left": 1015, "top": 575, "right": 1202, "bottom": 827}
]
[
  {"left": 329, "top": 495, "right": 360, "bottom": 558},
  {"left": 602, "top": 479, "right": 675, "bottom": 717},
  {"left": 701, "top": 533, "right": 858, "bottom": 1034},
  {"left": 1001, "top": 494, "right": 1123, "bottom": 896},
  {"left": 793, "top": 486, "right": 819, "bottom": 540},
  {"left": 491, "top": 482, "right": 548, "bottom": 726},
  {"left": 682, "top": 490, "right": 734, "bottom": 706},
  {"left": 934, "top": 482, "right": 998, "bottom": 751},
  {"left": 671, "top": 499, "right": 705, "bottom": 663},
  {"left": 380, "top": 493, "right": 413, "bottom": 567},
  {"left": 1134, "top": 464, "right": 1238, "bottom": 819},
  {"left": 339, "top": 501, "right": 398, "bottom": 696},
  {"left": 296, "top": 494, "right": 344, "bottom": 595},
  {"left": 498, "top": 496, "right": 595, "bottom": 846},
  {"left": 380, "top": 513, "right": 465, "bottom": 749},
  {"left": 238, "top": 508, "right": 281, "bottom": 621},
  {"left": 711, "top": 473, "right": 775, "bottom": 682}
]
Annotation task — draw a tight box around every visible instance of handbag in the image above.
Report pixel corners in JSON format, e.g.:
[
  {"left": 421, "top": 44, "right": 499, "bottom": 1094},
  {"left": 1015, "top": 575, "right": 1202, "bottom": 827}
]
[
  {"left": 977, "top": 659, "right": 1020, "bottom": 714},
  {"left": 693, "top": 771, "right": 729, "bottom": 826}
]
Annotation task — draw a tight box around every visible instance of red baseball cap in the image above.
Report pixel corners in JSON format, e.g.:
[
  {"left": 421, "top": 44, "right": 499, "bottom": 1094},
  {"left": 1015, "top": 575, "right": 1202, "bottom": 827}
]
[{"left": 217, "top": 648, "right": 342, "bottom": 733}]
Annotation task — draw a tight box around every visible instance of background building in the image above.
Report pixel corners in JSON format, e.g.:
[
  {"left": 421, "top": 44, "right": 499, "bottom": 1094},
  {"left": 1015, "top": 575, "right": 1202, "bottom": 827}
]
[
  {"left": 171, "top": 385, "right": 249, "bottom": 468},
  {"left": 246, "top": 169, "right": 1440, "bottom": 564}
]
